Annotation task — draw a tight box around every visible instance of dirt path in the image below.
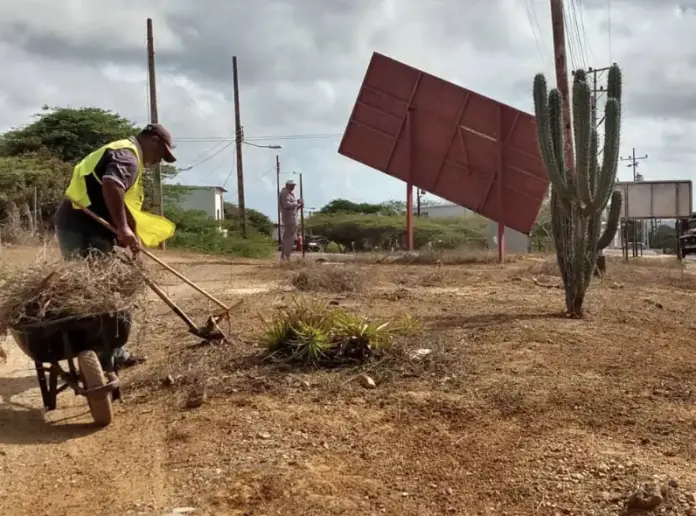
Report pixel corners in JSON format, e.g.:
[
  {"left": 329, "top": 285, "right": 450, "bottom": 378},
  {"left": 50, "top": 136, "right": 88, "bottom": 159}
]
[
  {"left": 0, "top": 254, "right": 280, "bottom": 515},
  {"left": 0, "top": 337, "right": 174, "bottom": 515}
]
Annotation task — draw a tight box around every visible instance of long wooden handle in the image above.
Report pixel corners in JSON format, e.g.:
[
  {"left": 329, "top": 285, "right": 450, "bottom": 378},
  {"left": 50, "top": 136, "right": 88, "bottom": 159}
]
[{"left": 72, "top": 201, "right": 231, "bottom": 311}]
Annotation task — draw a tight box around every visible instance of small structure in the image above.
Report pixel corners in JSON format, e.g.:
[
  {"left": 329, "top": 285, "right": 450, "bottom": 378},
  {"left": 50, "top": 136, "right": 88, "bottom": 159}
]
[
  {"left": 412, "top": 203, "right": 471, "bottom": 218},
  {"left": 412, "top": 202, "right": 529, "bottom": 254},
  {"left": 485, "top": 223, "right": 529, "bottom": 254},
  {"left": 173, "top": 186, "right": 226, "bottom": 221}
]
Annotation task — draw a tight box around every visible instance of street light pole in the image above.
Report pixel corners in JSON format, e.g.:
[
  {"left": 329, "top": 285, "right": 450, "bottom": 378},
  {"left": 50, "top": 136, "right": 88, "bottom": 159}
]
[
  {"left": 276, "top": 154, "right": 281, "bottom": 243},
  {"left": 241, "top": 140, "right": 282, "bottom": 242}
]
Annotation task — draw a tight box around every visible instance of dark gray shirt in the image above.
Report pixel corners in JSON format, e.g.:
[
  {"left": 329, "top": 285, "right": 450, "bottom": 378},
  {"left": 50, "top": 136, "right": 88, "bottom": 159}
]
[{"left": 55, "top": 146, "right": 140, "bottom": 237}]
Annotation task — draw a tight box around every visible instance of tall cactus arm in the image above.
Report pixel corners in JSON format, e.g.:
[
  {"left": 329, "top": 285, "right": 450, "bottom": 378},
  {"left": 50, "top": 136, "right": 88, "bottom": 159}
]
[
  {"left": 596, "top": 190, "right": 622, "bottom": 250},
  {"left": 583, "top": 210, "right": 602, "bottom": 287},
  {"left": 547, "top": 89, "right": 573, "bottom": 203},
  {"left": 586, "top": 97, "right": 622, "bottom": 214},
  {"left": 588, "top": 128, "right": 599, "bottom": 192},
  {"left": 533, "top": 75, "right": 569, "bottom": 203},
  {"left": 572, "top": 71, "right": 593, "bottom": 207},
  {"left": 606, "top": 64, "right": 622, "bottom": 103}
]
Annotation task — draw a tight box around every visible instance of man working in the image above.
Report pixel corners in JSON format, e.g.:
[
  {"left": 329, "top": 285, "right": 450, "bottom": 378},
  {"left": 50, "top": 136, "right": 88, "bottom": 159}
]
[
  {"left": 55, "top": 123, "right": 177, "bottom": 369},
  {"left": 278, "top": 179, "right": 303, "bottom": 260}
]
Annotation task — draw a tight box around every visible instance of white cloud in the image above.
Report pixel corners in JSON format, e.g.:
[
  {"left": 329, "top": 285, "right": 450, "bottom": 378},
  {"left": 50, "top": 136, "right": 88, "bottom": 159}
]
[{"left": 0, "top": 0, "right": 692, "bottom": 222}]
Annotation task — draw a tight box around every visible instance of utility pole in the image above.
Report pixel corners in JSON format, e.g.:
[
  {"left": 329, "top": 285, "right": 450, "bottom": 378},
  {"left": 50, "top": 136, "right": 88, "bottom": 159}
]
[
  {"left": 620, "top": 148, "right": 648, "bottom": 256},
  {"left": 232, "top": 56, "right": 247, "bottom": 237},
  {"left": 549, "top": 0, "right": 575, "bottom": 172},
  {"left": 146, "top": 20, "right": 163, "bottom": 214},
  {"left": 299, "top": 173, "right": 305, "bottom": 259},
  {"left": 620, "top": 148, "right": 648, "bottom": 182},
  {"left": 416, "top": 188, "right": 422, "bottom": 217},
  {"left": 276, "top": 154, "right": 281, "bottom": 243},
  {"left": 146, "top": 18, "right": 165, "bottom": 250}
]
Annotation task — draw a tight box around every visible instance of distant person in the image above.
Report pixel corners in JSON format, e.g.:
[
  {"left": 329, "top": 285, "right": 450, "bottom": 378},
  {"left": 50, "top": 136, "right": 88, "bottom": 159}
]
[
  {"left": 278, "top": 179, "right": 303, "bottom": 260},
  {"left": 55, "top": 123, "right": 177, "bottom": 370}
]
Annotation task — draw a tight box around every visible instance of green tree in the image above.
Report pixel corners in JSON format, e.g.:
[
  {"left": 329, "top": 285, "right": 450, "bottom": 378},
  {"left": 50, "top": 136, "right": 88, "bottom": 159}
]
[
  {"left": 0, "top": 153, "right": 72, "bottom": 229},
  {"left": 0, "top": 106, "right": 139, "bottom": 163},
  {"left": 650, "top": 224, "right": 676, "bottom": 252},
  {"left": 223, "top": 202, "right": 273, "bottom": 236},
  {"left": 0, "top": 106, "right": 179, "bottom": 216},
  {"left": 306, "top": 212, "right": 487, "bottom": 252}
]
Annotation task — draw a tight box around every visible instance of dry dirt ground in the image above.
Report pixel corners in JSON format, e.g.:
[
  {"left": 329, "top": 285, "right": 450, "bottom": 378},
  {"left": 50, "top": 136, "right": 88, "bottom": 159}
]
[{"left": 2, "top": 245, "right": 696, "bottom": 515}]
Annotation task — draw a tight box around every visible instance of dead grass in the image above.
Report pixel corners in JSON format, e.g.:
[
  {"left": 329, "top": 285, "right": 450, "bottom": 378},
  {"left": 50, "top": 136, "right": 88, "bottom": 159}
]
[
  {"left": 290, "top": 263, "right": 365, "bottom": 293},
  {"left": 350, "top": 247, "right": 527, "bottom": 266},
  {"left": 0, "top": 250, "right": 146, "bottom": 333}
]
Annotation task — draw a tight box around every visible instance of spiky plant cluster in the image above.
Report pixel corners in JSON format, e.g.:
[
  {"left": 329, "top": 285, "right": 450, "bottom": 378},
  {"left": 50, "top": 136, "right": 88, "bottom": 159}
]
[
  {"left": 532, "top": 64, "right": 623, "bottom": 317},
  {"left": 260, "top": 298, "right": 416, "bottom": 366}
]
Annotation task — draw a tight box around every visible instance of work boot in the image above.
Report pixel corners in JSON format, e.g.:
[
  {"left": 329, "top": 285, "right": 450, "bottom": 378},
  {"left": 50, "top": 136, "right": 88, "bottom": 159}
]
[
  {"left": 118, "top": 354, "right": 148, "bottom": 369},
  {"left": 112, "top": 348, "right": 147, "bottom": 369}
]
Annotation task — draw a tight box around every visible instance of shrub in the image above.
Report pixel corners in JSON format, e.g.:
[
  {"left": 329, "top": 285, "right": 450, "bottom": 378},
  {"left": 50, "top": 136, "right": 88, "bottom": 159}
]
[
  {"left": 166, "top": 207, "right": 274, "bottom": 258},
  {"left": 305, "top": 213, "right": 488, "bottom": 252},
  {"left": 291, "top": 264, "right": 364, "bottom": 293},
  {"left": 260, "top": 298, "right": 416, "bottom": 366}
]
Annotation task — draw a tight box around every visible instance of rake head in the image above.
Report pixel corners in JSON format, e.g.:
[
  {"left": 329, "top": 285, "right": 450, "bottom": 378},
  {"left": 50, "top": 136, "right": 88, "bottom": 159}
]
[{"left": 190, "top": 311, "right": 229, "bottom": 342}]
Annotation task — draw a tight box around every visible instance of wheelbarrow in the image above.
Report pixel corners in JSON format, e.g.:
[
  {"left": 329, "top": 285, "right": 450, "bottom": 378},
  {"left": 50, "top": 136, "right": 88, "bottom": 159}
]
[{"left": 9, "top": 308, "right": 133, "bottom": 426}]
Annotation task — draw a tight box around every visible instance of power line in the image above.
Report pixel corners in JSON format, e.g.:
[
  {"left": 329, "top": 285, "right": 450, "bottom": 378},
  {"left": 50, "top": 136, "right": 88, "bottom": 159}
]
[
  {"left": 178, "top": 141, "right": 236, "bottom": 171},
  {"left": 576, "top": 0, "right": 595, "bottom": 62},
  {"left": 221, "top": 152, "right": 237, "bottom": 190},
  {"left": 523, "top": 0, "right": 551, "bottom": 67},
  {"left": 177, "top": 140, "right": 233, "bottom": 171},
  {"left": 174, "top": 132, "right": 343, "bottom": 143}
]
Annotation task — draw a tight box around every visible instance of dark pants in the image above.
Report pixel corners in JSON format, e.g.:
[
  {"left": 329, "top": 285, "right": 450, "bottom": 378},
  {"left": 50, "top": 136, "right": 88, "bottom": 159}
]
[{"left": 55, "top": 227, "right": 131, "bottom": 372}]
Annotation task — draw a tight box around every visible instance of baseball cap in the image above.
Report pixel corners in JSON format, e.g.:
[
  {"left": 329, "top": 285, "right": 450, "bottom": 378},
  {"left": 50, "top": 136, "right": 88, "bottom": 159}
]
[
  {"left": 285, "top": 179, "right": 296, "bottom": 186},
  {"left": 141, "top": 123, "right": 176, "bottom": 163}
]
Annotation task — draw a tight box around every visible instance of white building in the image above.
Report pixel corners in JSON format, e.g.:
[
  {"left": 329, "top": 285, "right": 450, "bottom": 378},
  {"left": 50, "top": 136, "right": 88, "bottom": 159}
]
[
  {"left": 412, "top": 202, "right": 529, "bottom": 254},
  {"left": 174, "top": 186, "right": 226, "bottom": 221},
  {"left": 415, "top": 203, "right": 472, "bottom": 218}
]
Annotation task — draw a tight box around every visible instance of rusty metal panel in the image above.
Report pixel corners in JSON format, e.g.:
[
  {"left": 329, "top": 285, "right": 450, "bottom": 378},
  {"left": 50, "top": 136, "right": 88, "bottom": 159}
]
[{"left": 338, "top": 52, "right": 549, "bottom": 234}]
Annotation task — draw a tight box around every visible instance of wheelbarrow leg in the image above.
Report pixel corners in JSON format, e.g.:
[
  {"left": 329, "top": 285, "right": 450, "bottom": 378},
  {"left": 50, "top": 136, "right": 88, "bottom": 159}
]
[
  {"left": 48, "top": 364, "right": 58, "bottom": 411},
  {"left": 35, "top": 362, "right": 52, "bottom": 411}
]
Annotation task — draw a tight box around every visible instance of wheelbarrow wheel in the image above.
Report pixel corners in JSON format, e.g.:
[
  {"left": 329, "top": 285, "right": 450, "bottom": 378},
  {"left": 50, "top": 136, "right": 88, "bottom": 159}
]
[{"left": 77, "top": 350, "right": 113, "bottom": 426}]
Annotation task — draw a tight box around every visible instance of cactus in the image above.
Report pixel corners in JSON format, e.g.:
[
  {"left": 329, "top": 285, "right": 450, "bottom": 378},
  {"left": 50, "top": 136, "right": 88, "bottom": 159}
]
[{"left": 533, "top": 64, "right": 623, "bottom": 317}]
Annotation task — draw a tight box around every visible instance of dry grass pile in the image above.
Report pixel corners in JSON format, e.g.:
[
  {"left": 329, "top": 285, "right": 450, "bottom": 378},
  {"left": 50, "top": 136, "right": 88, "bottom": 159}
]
[
  {"left": 291, "top": 264, "right": 364, "bottom": 293},
  {"left": 0, "top": 253, "right": 145, "bottom": 333},
  {"left": 260, "top": 297, "right": 416, "bottom": 366}
]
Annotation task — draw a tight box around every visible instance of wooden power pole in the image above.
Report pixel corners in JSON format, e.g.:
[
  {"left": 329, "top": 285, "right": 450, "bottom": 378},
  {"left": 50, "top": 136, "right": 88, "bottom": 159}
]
[
  {"left": 232, "top": 56, "right": 247, "bottom": 237},
  {"left": 549, "top": 0, "right": 575, "bottom": 173},
  {"left": 146, "top": 18, "right": 165, "bottom": 249}
]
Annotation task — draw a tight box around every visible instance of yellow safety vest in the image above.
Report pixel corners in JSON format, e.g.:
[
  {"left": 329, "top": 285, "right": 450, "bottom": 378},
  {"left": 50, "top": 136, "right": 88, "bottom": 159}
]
[{"left": 64, "top": 138, "right": 176, "bottom": 248}]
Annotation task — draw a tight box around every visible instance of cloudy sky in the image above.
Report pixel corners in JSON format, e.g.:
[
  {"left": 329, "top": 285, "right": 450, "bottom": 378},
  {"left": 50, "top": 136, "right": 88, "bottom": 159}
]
[{"left": 0, "top": 0, "right": 694, "bottom": 221}]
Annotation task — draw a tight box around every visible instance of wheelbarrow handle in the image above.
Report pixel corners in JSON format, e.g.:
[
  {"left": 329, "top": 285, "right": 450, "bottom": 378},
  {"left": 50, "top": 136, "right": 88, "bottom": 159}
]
[{"left": 71, "top": 201, "right": 231, "bottom": 312}]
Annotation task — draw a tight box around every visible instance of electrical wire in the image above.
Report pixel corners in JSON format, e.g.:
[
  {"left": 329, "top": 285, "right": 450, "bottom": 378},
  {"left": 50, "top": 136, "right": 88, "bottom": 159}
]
[
  {"left": 174, "top": 132, "right": 343, "bottom": 143},
  {"left": 576, "top": 0, "right": 595, "bottom": 63},
  {"left": 568, "top": 0, "right": 589, "bottom": 69},
  {"left": 177, "top": 141, "right": 236, "bottom": 171},
  {"left": 221, "top": 152, "right": 237, "bottom": 190},
  {"left": 523, "top": 0, "right": 551, "bottom": 68},
  {"left": 177, "top": 140, "right": 233, "bottom": 171}
]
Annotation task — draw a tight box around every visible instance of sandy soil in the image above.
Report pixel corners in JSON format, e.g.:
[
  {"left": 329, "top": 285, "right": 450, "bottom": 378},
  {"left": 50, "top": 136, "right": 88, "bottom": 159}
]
[{"left": 1, "top": 245, "right": 696, "bottom": 515}]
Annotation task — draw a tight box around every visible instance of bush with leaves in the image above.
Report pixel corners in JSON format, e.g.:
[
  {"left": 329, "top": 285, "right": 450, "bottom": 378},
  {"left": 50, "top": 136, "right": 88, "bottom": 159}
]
[
  {"left": 223, "top": 202, "right": 274, "bottom": 236},
  {"left": 0, "top": 106, "right": 179, "bottom": 216},
  {"left": 165, "top": 207, "right": 274, "bottom": 258},
  {"left": 0, "top": 153, "right": 72, "bottom": 230}
]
